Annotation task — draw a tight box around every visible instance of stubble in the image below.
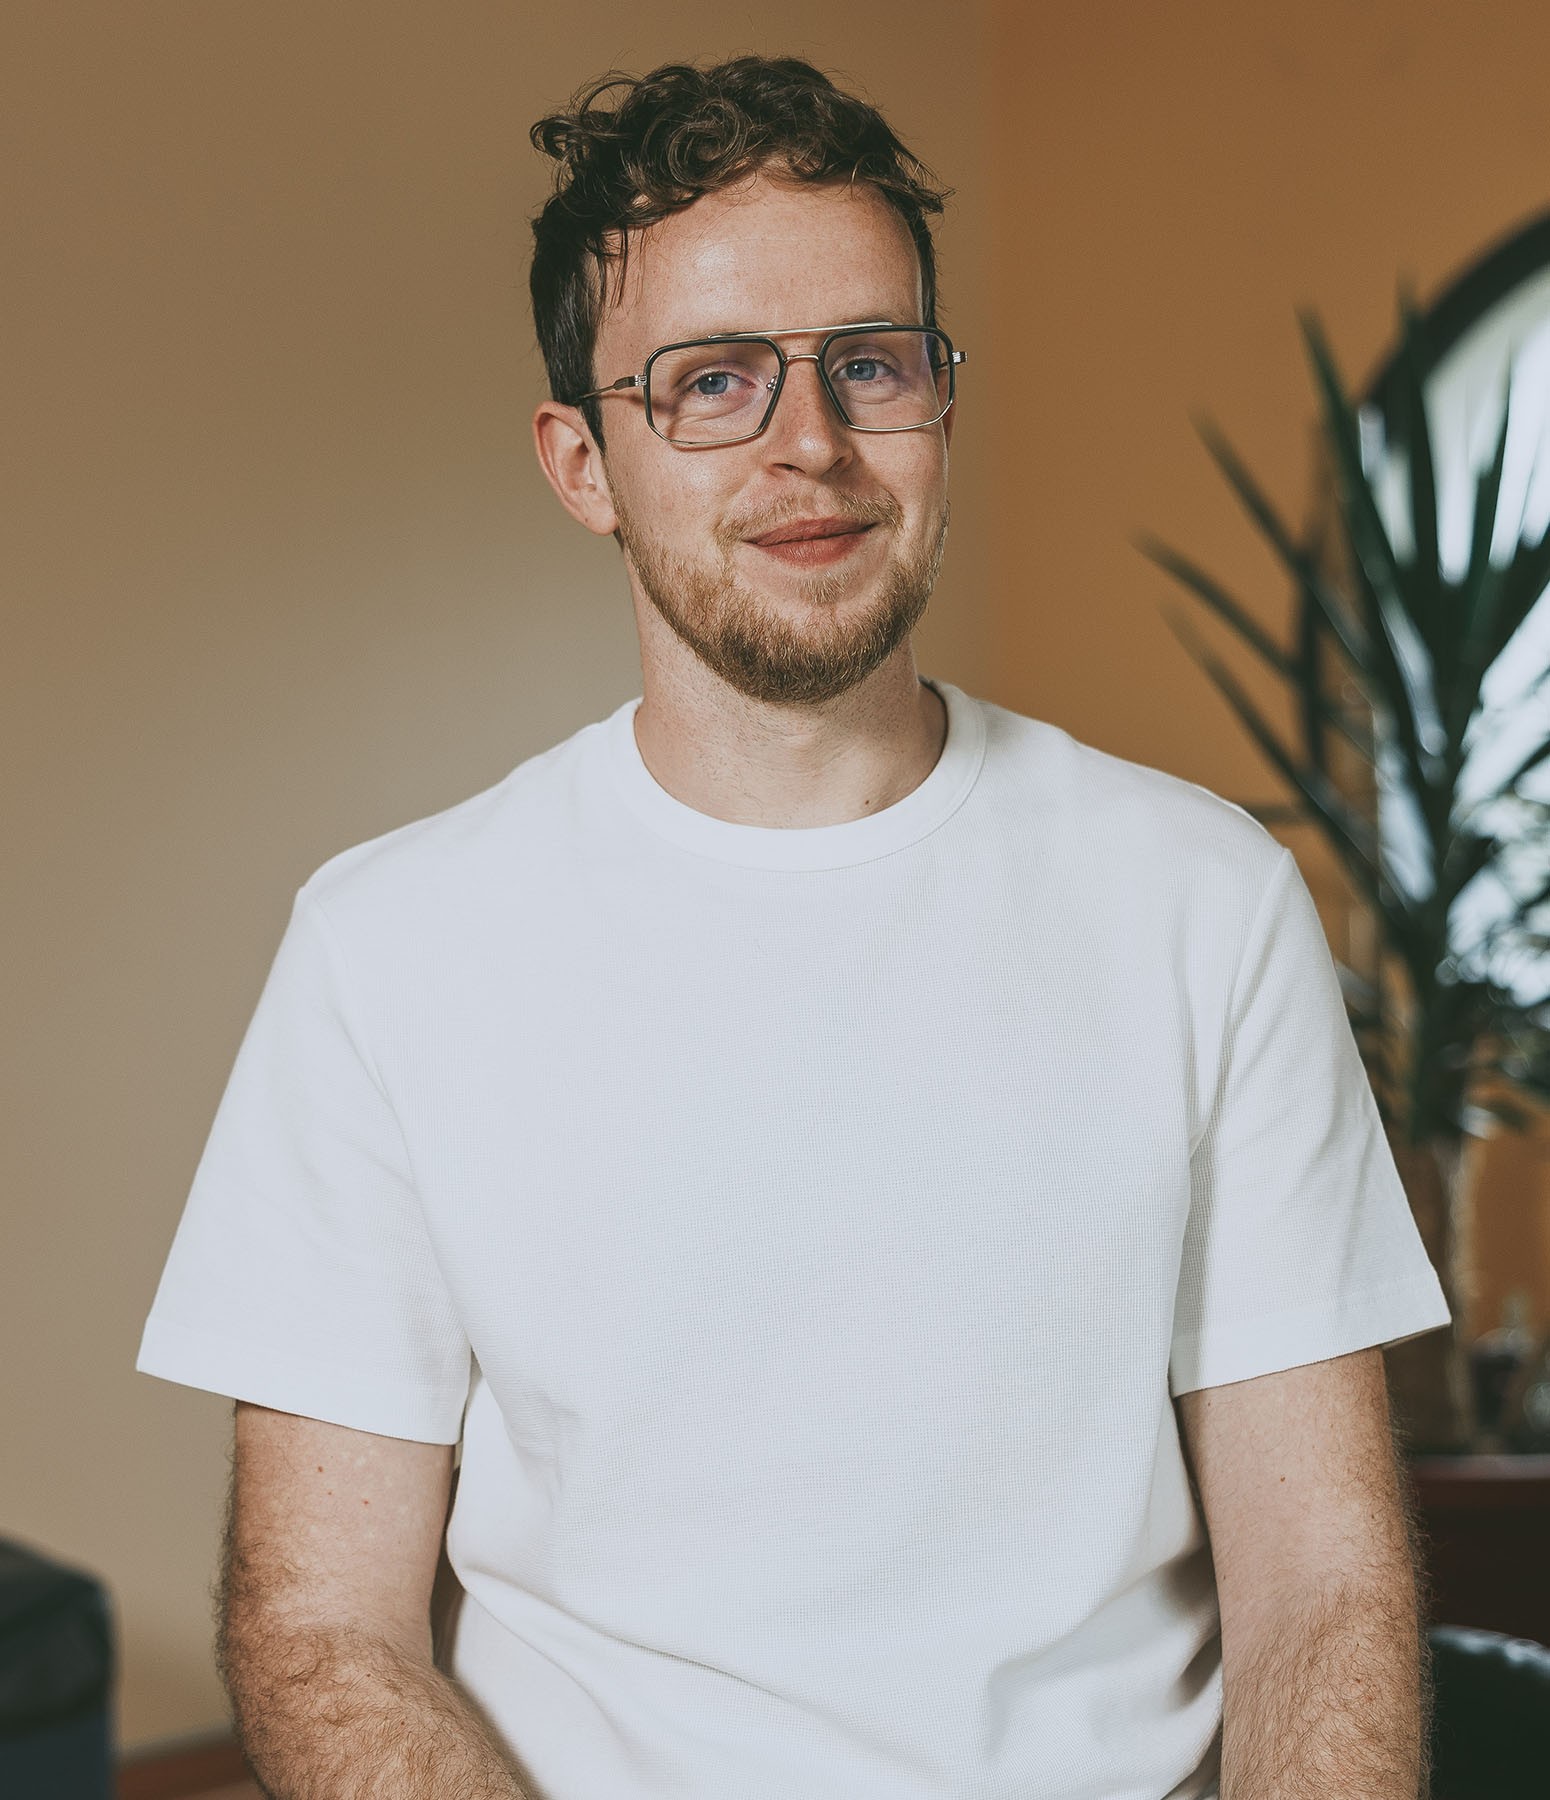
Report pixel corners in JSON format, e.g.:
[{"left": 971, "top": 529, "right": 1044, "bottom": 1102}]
[{"left": 614, "top": 490, "right": 950, "bottom": 707}]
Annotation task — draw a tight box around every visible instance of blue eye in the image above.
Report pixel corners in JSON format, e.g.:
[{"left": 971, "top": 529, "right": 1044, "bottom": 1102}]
[
  {"left": 694, "top": 371, "right": 732, "bottom": 396},
  {"left": 843, "top": 359, "right": 883, "bottom": 382}
]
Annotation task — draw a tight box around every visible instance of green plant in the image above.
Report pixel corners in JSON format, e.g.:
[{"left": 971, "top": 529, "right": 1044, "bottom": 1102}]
[
  {"left": 1139, "top": 303, "right": 1550, "bottom": 1154},
  {"left": 1138, "top": 302, "right": 1550, "bottom": 1451}
]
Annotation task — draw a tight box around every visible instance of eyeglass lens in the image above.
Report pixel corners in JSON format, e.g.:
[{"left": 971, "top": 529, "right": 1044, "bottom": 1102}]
[{"left": 646, "top": 328, "right": 952, "bottom": 444}]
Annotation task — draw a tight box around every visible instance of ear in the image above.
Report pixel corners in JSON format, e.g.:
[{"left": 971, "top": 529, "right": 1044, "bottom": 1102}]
[{"left": 532, "top": 401, "right": 618, "bottom": 536}]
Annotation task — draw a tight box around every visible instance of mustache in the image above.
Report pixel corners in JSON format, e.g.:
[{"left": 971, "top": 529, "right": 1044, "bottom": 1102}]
[{"left": 720, "top": 491, "right": 903, "bottom": 545}]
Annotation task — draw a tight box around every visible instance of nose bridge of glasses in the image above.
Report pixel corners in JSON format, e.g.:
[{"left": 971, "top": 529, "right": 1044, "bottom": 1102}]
[{"left": 768, "top": 347, "right": 850, "bottom": 432}]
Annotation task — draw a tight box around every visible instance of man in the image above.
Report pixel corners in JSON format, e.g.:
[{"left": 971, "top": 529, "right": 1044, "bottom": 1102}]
[{"left": 137, "top": 55, "right": 1451, "bottom": 1800}]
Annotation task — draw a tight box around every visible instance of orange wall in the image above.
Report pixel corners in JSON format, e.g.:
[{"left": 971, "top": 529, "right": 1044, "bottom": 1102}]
[{"left": 984, "top": 0, "right": 1550, "bottom": 1345}]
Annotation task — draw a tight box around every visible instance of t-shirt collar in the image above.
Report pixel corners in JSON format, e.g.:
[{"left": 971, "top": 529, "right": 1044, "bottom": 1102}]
[{"left": 603, "top": 677, "right": 986, "bottom": 870}]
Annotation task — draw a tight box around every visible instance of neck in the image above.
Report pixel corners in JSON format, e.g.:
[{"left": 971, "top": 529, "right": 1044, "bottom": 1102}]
[{"left": 630, "top": 662, "right": 948, "bottom": 829}]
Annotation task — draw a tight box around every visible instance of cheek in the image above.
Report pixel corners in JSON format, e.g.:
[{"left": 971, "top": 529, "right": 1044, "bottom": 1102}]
[
  {"left": 886, "top": 441, "right": 949, "bottom": 518},
  {"left": 618, "top": 454, "right": 737, "bottom": 538},
  {"left": 913, "top": 431, "right": 952, "bottom": 481}
]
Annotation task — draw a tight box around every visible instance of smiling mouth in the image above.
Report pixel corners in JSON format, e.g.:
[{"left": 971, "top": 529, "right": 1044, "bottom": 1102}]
[
  {"left": 748, "top": 519, "right": 876, "bottom": 546},
  {"left": 743, "top": 521, "right": 880, "bottom": 569},
  {"left": 746, "top": 526, "right": 876, "bottom": 567}
]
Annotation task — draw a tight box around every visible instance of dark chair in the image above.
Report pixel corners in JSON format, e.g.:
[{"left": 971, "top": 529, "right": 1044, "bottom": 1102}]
[
  {"left": 1428, "top": 1623, "right": 1550, "bottom": 1800},
  {"left": 0, "top": 1536, "right": 114, "bottom": 1800}
]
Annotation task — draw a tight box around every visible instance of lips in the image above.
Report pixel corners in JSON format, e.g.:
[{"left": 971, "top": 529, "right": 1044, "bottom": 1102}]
[{"left": 747, "top": 517, "right": 876, "bottom": 546}]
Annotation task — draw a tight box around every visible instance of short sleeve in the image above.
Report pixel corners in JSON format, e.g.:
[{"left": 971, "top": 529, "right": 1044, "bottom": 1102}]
[
  {"left": 135, "top": 884, "right": 471, "bottom": 1441},
  {"left": 1169, "top": 846, "right": 1452, "bottom": 1397}
]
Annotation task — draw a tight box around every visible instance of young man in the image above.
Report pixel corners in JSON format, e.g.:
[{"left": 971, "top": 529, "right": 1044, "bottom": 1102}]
[{"left": 137, "top": 56, "right": 1451, "bottom": 1800}]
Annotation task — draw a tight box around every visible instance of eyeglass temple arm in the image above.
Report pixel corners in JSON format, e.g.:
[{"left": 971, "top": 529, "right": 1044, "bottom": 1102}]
[{"left": 574, "top": 374, "right": 647, "bottom": 402}]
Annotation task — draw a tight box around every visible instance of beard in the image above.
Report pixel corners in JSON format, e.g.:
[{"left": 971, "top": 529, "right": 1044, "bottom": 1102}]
[{"left": 612, "top": 486, "right": 950, "bottom": 707}]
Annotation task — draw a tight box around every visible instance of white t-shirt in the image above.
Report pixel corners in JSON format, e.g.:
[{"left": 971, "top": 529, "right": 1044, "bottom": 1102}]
[{"left": 137, "top": 677, "right": 1450, "bottom": 1800}]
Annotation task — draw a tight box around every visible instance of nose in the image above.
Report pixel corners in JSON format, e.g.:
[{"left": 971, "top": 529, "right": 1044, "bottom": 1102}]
[{"left": 761, "top": 353, "right": 853, "bottom": 475}]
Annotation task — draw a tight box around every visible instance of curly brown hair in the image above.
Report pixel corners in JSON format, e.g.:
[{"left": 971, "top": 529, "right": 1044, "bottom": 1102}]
[{"left": 528, "top": 56, "right": 952, "bottom": 448}]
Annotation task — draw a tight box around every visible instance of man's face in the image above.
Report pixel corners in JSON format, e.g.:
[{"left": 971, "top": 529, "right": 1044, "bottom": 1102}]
[{"left": 586, "top": 170, "right": 953, "bottom": 708}]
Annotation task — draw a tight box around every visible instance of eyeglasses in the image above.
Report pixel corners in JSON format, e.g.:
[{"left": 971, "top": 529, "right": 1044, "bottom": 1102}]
[{"left": 572, "top": 321, "right": 966, "bottom": 447}]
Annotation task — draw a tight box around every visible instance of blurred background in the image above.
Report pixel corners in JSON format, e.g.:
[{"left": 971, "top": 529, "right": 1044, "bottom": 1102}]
[{"left": 5, "top": 0, "right": 1550, "bottom": 1782}]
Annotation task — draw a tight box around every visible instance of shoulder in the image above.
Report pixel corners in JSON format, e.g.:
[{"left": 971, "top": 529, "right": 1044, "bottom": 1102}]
[
  {"left": 974, "top": 693, "right": 1287, "bottom": 909},
  {"left": 296, "top": 713, "right": 603, "bottom": 936}
]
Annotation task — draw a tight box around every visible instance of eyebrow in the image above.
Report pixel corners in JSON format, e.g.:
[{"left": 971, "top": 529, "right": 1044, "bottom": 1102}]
[{"left": 694, "top": 315, "right": 907, "bottom": 340}]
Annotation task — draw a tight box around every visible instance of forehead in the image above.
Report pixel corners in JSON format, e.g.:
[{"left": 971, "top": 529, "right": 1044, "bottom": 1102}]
[{"left": 597, "top": 172, "right": 925, "bottom": 356}]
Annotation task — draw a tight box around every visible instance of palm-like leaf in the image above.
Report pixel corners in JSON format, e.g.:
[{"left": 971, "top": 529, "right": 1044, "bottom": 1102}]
[
  {"left": 1391, "top": 294, "right": 1445, "bottom": 658},
  {"left": 1301, "top": 312, "right": 1447, "bottom": 813},
  {"left": 1146, "top": 297, "right": 1550, "bottom": 1146},
  {"left": 1135, "top": 537, "right": 1376, "bottom": 765}
]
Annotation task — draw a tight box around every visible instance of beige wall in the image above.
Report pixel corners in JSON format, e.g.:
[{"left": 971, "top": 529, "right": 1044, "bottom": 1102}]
[
  {"left": 4, "top": 0, "right": 1547, "bottom": 1761},
  {"left": 2, "top": 0, "right": 991, "bottom": 1755}
]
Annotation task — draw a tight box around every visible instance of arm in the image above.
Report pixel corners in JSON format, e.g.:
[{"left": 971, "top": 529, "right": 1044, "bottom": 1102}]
[
  {"left": 1174, "top": 1347, "right": 1433, "bottom": 1800},
  {"left": 218, "top": 1401, "right": 537, "bottom": 1800}
]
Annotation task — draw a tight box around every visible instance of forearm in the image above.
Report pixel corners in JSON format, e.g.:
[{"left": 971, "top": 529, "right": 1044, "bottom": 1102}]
[
  {"left": 1218, "top": 1578, "right": 1431, "bottom": 1800},
  {"left": 223, "top": 1621, "right": 536, "bottom": 1800}
]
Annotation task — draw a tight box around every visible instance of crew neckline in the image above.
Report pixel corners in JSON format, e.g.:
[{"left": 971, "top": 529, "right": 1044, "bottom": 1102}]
[{"left": 603, "top": 677, "right": 986, "bottom": 870}]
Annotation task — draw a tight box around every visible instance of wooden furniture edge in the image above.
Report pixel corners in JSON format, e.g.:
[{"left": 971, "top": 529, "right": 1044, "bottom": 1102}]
[{"left": 118, "top": 1732, "right": 249, "bottom": 1800}]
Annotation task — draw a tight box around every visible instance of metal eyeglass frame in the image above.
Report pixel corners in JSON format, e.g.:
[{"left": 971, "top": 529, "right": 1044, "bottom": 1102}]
[{"left": 571, "top": 320, "right": 967, "bottom": 447}]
